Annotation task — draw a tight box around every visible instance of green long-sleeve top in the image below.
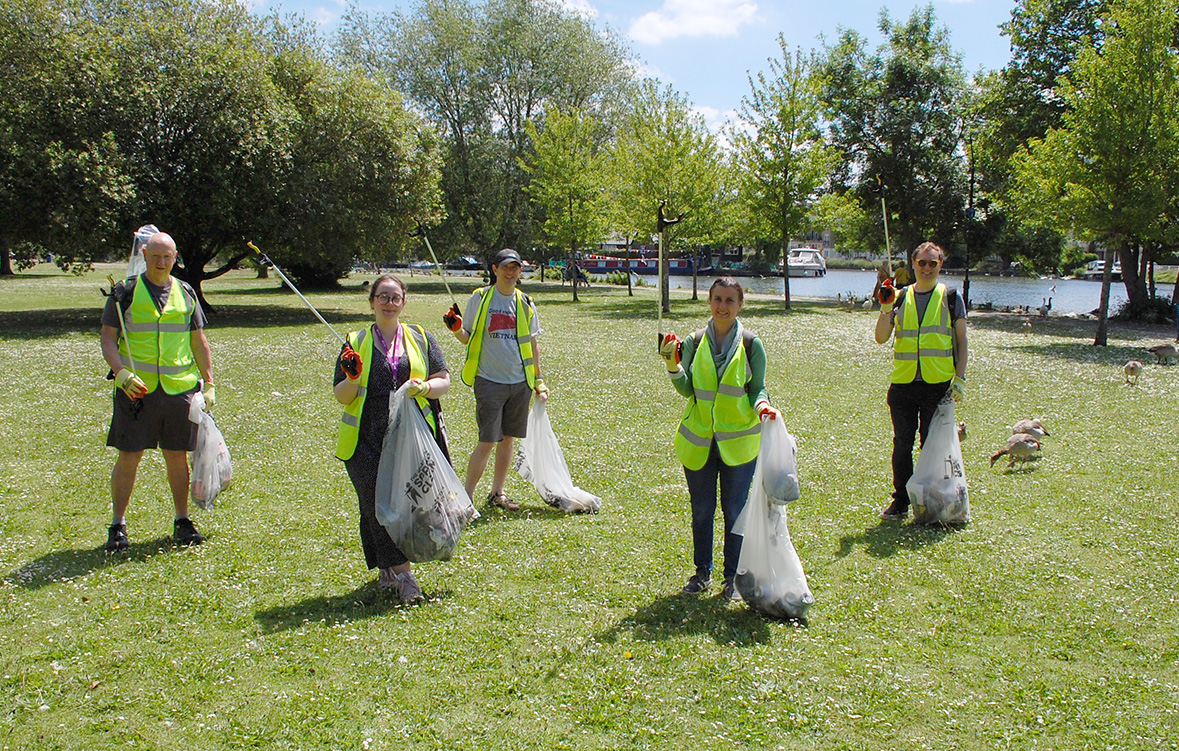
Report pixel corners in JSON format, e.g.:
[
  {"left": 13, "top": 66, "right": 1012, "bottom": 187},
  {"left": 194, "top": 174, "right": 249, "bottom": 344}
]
[{"left": 668, "top": 321, "right": 769, "bottom": 409}]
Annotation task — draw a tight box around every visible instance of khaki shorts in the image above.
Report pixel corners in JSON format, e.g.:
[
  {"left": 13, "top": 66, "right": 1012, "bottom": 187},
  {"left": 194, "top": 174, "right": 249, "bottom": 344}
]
[
  {"left": 106, "top": 387, "right": 198, "bottom": 452},
  {"left": 473, "top": 377, "right": 531, "bottom": 443}
]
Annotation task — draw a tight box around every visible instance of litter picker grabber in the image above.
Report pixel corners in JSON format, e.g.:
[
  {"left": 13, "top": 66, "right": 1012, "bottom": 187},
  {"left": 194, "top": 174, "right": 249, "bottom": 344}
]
[
  {"left": 410, "top": 221, "right": 457, "bottom": 305},
  {"left": 656, "top": 200, "right": 683, "bottom": 351},
  {"left": 246, "top": 241, "right": 347, "bottom": 347},
  {"left": 873, "top": 175, "right": 894, "bottom": 277}
]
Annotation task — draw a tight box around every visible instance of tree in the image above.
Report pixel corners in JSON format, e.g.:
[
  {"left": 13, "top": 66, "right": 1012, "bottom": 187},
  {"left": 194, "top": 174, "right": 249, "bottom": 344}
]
[
  {"left": 522, "top": 108, "right": 609, "bottom": 301},
  {"left": 267, "top": 21, "right": 443, "bottom": 287},
  {"left": 819, "top": 7, "right": 968, "bottom": 262},
  {"left": 338, "top": 0, "right": 631, "bottom": 264},
  {"left": 609, "top": 80, "right": 725, "bottom": 313},
  {"left": 1012, "top": 0, "right": 1179, "bottom": 343},
  {"left": 0, "top": 0, "right": 134, "bottom": 275},
  {"left": 970, "top": 0, "right": 1106, "bottom": 275},
  {"left": 732, "top": 37, "right": 833, "bottom": 310}
]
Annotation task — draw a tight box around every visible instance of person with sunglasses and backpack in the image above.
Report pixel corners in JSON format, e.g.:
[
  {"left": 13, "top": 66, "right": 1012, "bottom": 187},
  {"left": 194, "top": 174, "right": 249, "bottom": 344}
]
[
  {"left": 873, "top": 242, "right": 969, "bottom": 521},
  {"left": 659, "top": 277, "right": 782, "bottom": 601}
]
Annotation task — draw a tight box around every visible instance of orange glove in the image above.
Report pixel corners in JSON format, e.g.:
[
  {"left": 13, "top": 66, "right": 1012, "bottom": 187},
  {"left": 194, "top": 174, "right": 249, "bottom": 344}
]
[
  {"left": 875, "top": 278, "right": 896, "bottom": 307},
  {"left": 757, "top": 403, "right": 781, "bottom": 421},
  {"left": 340, "top": 343, "right": 362, "bottom": 380},
  {"left": 443, "top": 303, "right": 463, "bottom": 333}
]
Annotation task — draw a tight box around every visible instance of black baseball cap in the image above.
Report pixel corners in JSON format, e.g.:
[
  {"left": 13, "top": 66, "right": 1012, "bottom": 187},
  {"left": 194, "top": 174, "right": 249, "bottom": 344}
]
[{"left": 494, "top": 248, "right": 522, "bottom": 266}]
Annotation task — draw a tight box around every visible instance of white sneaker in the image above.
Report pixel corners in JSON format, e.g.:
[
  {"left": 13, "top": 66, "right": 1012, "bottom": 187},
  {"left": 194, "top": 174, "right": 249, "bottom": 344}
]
[{"left": 395, "top": 570, "right": 424, "bottom": 603}]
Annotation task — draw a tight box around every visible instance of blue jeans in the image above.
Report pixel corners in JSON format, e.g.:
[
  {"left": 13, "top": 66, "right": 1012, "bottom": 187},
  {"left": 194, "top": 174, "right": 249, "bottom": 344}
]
[{"left": 683, "top": 443, "right": 756, "bottom": 582}]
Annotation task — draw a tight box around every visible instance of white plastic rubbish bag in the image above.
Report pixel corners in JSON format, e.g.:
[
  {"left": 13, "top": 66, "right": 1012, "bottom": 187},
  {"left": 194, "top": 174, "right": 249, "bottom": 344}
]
[
  {"left": 758, "top": 417, "right": 800, "bottom": 504},
  {"left": 375, "top": 383, "right": 478, "bottom": 562},
  {"left": 188, "top": 393, "right": 232, "bottom": 510},
  {"left": 126, "top": 224, "right": 157, "bottom": 280},
  {"left": 733, "top": 419, "right": 813, "bottom": 620},
  {"left": 514, "top": 400, "right": 601, "bottom": 514},
  {"left": 906, "top": 397, "right": 970, "bottom": 525}
]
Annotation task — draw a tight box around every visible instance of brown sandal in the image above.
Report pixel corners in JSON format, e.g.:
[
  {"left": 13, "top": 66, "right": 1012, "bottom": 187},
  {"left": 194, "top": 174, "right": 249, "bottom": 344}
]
[{"left": 488, "top": 492, "right": 520, "bottom": 511}]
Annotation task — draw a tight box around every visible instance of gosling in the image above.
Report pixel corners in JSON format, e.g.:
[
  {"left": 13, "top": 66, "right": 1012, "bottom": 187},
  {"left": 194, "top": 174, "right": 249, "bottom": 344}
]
[
  {"left": 1011, "top": 418, "right": 1049, "bottom": 439},
  {"left": 1124, "top": 360, "right": 1144, "bottom": 386},
  {"left": 990, "top": 433, "right": 1042, "bottom": 468}
]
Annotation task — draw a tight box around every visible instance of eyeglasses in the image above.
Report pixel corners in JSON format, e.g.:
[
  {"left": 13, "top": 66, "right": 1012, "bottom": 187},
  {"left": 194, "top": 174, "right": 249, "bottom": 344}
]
[
  {"left": 915, "top": 259, "right": 941, "bottom": 268},
  {"left": 373, "top": 293, "right": 404, "bottom": 305}
]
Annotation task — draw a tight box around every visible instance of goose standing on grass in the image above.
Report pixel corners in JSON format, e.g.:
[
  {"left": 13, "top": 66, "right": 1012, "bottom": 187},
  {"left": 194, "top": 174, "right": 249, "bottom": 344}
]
[
  {"left": 1037, "top": 297, "right": 1052, "bottom": 317},
  {"left": 1124, "top": 360, "right": 1143, "bottom": 385},
  {"left": 1011, "top": 418, "right": 1049, "bottom": 439},
  {"left": 990, "top": 433, "right": 1042, "bottom": 468},
  {"left": 1021, "top": 317, "right": 1033, "bottom": 335},
  {"left": 1147, "top": 342, "right": 1178, "bottom": 364}
]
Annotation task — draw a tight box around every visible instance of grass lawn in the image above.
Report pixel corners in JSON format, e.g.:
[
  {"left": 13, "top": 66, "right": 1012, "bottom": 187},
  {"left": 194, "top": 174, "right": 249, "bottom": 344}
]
[{"left": 2, "top": 264, "right": 1177, "bottom": 750}]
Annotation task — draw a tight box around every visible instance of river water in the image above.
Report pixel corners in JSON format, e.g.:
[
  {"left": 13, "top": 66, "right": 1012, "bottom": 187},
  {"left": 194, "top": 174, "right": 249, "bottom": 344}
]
[{"left": 663, "top": 269, "right": 1175, "bottom": 315}]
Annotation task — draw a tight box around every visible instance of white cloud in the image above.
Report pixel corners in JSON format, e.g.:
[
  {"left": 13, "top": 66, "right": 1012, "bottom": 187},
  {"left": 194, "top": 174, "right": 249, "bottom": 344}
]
[{"left": 628, "top": 0, "right": 758, "bottom": 45}]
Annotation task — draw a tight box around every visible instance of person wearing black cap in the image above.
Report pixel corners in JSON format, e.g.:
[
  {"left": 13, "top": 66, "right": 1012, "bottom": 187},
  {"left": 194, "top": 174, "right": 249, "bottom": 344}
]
[{"left": 443, "top": 248, "right": 548, "bottom": 510}]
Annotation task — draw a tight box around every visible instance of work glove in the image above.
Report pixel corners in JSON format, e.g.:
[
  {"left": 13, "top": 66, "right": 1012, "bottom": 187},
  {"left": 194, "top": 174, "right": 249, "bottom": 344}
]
[
  {"left": 949, "top": 376, "right": 967, "bottom": 404},
  {"left": 340, "top": 343, "right": 362, "bottom": 380},
  {"left": 875, "top": 278, "right": 896, "bottom": 309},
  {"left": 533, "top": 379, "right": 549, "bottom": 401},
  {"left": 406, "top": 378, "right": 430, "bottom": 399},
  {"left": 659, "top": 333, "right": 682, "bottom": 372},
  {"left": 443, "top": 303, "right": 463, "bottom": 333},
  {"left": 201, "top": 381, "right": 216, "bottom": 411},
  {"left": 114, "top": 368, "right": 148, "bottom": 400},
  {"left": 757, "top": 402, "right": 781, "bottom": 421}
]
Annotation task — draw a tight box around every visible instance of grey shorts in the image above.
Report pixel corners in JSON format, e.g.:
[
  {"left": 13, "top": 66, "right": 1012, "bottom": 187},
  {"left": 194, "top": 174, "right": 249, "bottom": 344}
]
[
  {"left": 106, "top": 387, "right": 198, "bottom": 452},
  {"left": 473, "top": 377, "right": 531, "bottom": 443}
]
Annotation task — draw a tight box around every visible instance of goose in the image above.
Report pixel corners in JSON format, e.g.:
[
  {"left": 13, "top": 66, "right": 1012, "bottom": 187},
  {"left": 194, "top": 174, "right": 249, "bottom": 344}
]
[
  {"left": 1124, "top": 360, "right": 1144, "bottom": 385},
  {"left": 1011, "top": 418, "right": 1049, "bottom": 439},
  {"left": 990, "top": 433, "right": 1042, "bottom": 468},
  {"left": 1147, "top": 342, "right": 1178, "bottom": 364},
  {"left": 1021, "top": 317, "right": 1033, "bottom": 335},
  {"left": 1037, "top": 297, "right": 1052, "bottom": 317}
]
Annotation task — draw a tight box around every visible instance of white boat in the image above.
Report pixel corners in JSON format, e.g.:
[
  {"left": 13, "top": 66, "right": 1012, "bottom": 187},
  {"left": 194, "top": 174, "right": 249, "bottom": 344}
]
[
  {"left": 785, "top": 247, "right": 827, "bottom": 277},
  {"left": 1080, "top": 258, "right": 1121, "bottom": 281}
]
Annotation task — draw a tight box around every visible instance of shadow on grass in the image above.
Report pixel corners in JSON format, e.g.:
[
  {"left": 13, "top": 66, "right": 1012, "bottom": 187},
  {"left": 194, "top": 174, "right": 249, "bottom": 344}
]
[
  {"left": 597, "top": 591, "right": 776, "bottom": 647},
  {"left": 6, "top": 536, "right": 186, "bottom": 589},
  {"left": 254, "top": 583, "right": 443, "bottom": 632},
  {"left": 835, "top": 522, "right": 961, "bottom": 560},
  {"left": 465, "top": 501, "right": 569, "bottom": 529}
]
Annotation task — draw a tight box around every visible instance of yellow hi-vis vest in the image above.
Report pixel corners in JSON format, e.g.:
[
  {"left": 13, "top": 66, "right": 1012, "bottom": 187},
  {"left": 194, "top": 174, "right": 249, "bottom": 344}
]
[
  {"left": 674, "top": 328, "right": 761, "bottom": 471},
  {"left": 335, "top": 323, "right": 435, "bottom": 461},
  {"left": 118, "top": 276, "right": 199, "bottom": 395},
  {"left": 891, "top": 283, "right": 955, "bottom": 384},
  {"left": 460, "top": 286, "right": 537, "bottom": 388}
]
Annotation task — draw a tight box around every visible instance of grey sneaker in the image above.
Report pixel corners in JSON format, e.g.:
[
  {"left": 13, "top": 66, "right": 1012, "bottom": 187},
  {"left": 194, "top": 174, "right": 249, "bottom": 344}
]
[
  {"left": 105, "top": 523, "right": 129, "bottom": 552},
  {"left": 721, "top": 577, "right": 742, "bottom": 602},
  {"left": 395, "top": 570, "right": 424, "bottom": 603},
  {"left": 681, "top": 573, "right": 712, "bottom": 595},
  {"left": 377, "top": 567, "right": 399, "bottom": 590},
  {"left": 173, "top": 517, "right": 205, "bottom": 546}
]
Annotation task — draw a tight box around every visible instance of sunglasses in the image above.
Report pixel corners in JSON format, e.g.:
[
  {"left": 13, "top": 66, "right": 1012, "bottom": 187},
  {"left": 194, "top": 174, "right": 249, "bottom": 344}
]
[{"left": 915, "top": 259, "right": 941, "bottom": 268}]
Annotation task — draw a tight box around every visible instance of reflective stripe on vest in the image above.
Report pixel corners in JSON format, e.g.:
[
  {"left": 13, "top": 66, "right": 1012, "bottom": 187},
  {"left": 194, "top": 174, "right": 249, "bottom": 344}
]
[
  {"left": 891, "top": 283, "right": 955, "bottom": 384},
  {"left": 335, "top": 324, "right": 433, "bottom": 461},
  {"left": 674, "top": 327, "right": 760, "bottom": 471},
  {"left": 460, "top": 287, "right": 537, "bottom": 388},
  {"left": 117, "top": 276, "right": 198, "bottom": 394}
]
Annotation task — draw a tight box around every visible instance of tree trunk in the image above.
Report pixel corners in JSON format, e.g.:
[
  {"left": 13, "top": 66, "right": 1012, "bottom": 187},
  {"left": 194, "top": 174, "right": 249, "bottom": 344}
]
[
  {"left": 1093, "top": 243, "right": 1119, "bottom": 346},
  {"left": 1117, "top": 241, "right": 1150, "bottom": 317},
  {"left": 625, "top": 236, "right": 633, "bottom": 297},
  {"left": 691, "top": 247, "right": 698, "bottom": 301},
  {"left": 781, "top": 236, "right": 791, "bottom": 311},
  {"left": 1, "top": 238, "right": 13, "bottom": 276}
]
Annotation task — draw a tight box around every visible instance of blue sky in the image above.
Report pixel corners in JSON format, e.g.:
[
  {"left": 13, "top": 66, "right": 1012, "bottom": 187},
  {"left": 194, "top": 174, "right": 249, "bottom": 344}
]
[{"left": 254, "top": 0, "right": 1017, "bottom": 132}]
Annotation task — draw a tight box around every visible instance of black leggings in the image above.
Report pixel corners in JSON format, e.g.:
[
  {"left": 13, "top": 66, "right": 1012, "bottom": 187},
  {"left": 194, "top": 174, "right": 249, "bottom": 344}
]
[{"left": 887, "top": 380, "right": 951, "bottom": 507}]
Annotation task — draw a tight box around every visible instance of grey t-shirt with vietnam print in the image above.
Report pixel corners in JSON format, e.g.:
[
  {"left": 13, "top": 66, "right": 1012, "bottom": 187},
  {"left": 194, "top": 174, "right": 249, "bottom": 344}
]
[{"left": 463, "top": 287, "right": 541, "bottom": 385}]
